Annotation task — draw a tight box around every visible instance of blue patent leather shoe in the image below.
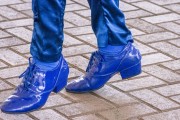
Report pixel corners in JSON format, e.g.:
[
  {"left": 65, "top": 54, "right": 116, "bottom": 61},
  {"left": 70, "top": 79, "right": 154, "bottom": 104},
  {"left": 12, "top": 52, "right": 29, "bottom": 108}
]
[
  {"left": 65, "top": 42, "right": 141, "bottom": 93},
  {"left": 1, "top": 56, "right": 69, "bottom": 114}
]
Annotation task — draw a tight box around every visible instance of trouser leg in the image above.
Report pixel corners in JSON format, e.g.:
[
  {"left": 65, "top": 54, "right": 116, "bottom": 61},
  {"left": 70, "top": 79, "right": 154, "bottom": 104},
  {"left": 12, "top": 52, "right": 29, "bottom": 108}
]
[
  {"left": 30, "top": 0, "right": 66, "bottom": 62},
  {"left": 87, "top": 0, "right": 133, "bottom": 47}
]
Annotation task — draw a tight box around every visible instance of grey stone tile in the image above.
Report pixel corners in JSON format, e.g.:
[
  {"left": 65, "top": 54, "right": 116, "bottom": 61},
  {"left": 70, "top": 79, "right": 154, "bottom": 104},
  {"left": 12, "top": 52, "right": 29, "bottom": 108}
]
[
  {"left": 142, "top": 13, "right": 180, "bottom": 24},
  {"left": 161, "top": 60, "right": 180, "bottom": 70},
  {"left": 158, "top": 22, "right": 180, "bottom": 34},
  {"left": 127, "top": 19, "right": 164, "bottom": 33},
  {"left": 124, "top": 10, "right": 153, "bottom": 19},
  {"left": 94, "top": 85, "right": 137, "bottom": 106},
  {"left": 99, "top": 103, "right": 156, "bottom": 120},
  {"left": 153, "top": 84, "right": 180, "bottom": 96},
  {"left": 130, "top": 89, "right": 179, "bottom": 110},
  {"left": 135, "top": 32, "right": 179, "bottom": 43},
  {"left": 132, "top": 1, "right": 169, "bottom": 14},
  {"left": 150, "top": 42, "right": 180, "bottom": 58},
  {"left": 142, "top": 53, "right": 172, "bottom": 66},
  {"left": 112, "top": 76, "right": 165, "bottom": 91},
  {"left": 143, "top": 109, "right": 180, "bottom": 120},
  {"left": 31, "top": 109, "right": 68, "bottom": 120},
  {"left": 149, "top": 0, "right": 180, "bottom": 5},
  {"left": 143, "top": 65, "right": 180, "bottom": 83}
]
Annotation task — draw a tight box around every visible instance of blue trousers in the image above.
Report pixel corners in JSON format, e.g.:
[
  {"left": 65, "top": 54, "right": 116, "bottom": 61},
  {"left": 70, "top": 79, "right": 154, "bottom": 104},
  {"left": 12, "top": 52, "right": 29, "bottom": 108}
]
[{"left": 30, "top": 0, "right": 133, "bottom": 62}]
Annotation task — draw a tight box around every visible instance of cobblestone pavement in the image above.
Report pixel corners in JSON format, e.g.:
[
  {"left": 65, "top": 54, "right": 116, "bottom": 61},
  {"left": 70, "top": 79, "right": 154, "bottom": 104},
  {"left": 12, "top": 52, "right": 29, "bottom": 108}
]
[{"left": 0, "top": 0, "right": 180, "bottom": 120}]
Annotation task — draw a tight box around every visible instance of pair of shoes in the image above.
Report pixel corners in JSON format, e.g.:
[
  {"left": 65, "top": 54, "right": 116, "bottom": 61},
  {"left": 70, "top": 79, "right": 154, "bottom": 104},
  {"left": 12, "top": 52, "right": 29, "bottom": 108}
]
[
  {"left": 1, "top": 42, "right": 141, "bottom": 113},
  {"left": 0, "top": 56, "right": 69, "bottom": 113}
]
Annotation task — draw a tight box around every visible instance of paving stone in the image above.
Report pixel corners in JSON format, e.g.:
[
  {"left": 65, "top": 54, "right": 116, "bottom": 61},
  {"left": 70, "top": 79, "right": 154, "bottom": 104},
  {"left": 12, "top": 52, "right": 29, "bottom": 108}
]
[
  {"left": 119, "top": 1, "right": 138, "bottom": 12},
  {"left": 142, "top": 53, "right": 172, "bottom": 66},
  {"left": 150, "top": 42, "right": 180, "bottom": 58},
  {"left": 99, "top": 103, "right": 156, "bottom": 120},
  {"left": 108, "top": 74, "right": 122, "bottom": 82},
  {"left": 0, "top": 79, "right": 12, "bottom": 90},
  {"left": 0, "top": 30, "right": 11, "bottom": 38},
  {"left": 72, "top": 114, "right": 103, "bottom": 120},
  {"left": 142, "top": 13, "right": 180, "bottom": 24},
  {"left": 22, "top": 9, "right": 33, "bottom": 17},
  {"left": 65, "top": 4, "right": 87, "bottom": 12},
  {"left": 0, "top": 111, "right": 33, "bottom": 120},
  {"left": 112, "top": 76, "right": 165, "bottom": 91},
  {"left": 0, "top": 6, "right": 26, "bottom": 19},
  {"left": 72, "top": 0, "right": 89, "bottom": 7},
  {"left": 43, "top": 94, "right": 71, "bottom": 108},
  {"left": 142, "top": 109, "right": 180, "bottom": 120},
  {"left": 124, "top": 10, "right": 153, "bottom": 19},
  {"left": 10, "top": 3, "right": 31, "bottom": 11},
  {"left": 31, "top": 109, "right": 68, "bottom": 120},
  {"left": 165, "top": 4, "right": 180, "bottom": 14},
  {"left": 0, "top": 48, "right": 27, "bottom": 65},
  {"left": 75, "top": 9, "right": 91, "bottom": 17},
  {"left": 5, "top": 77, "right": 21, "bottom": 87},
  {"left": 169, "top": 39, "right": 180, "bottom": 47},
  {"left": 61, "top": 89, "right": 101, "bottom": 102},
  {"left": 149, "top": 0, "right": 180, "bottom": 5},
  {"left": 124, "top": 0, "right": 145, "bottom": 3},
  {"left": 64, "top": 12, "right": 90, "bottom": 26},
  {"left": 55, "top": 99, "right": 113, "bottom": 116},
  {"left": 130, "top": 89, "right": 179, "bottom": 110},
  {"left": 66, "top": 56, "right": 89, "bottom": 70},
  {"left": 11, "top": 44, "right": 30, "bottom": 54},
  {"left": 65, "top": 26, "right": 93, "bottom": 35},
  {"left": 175, "top": 20, "right": 180, "bottom": 24},
  {"left": 153, "top": 84, "right": 180, "bottom": 97},
  {"left": 0, "top": 19, "right": 32, "bottom": 29},
  {"left": 94, "top": 85, "right": 137, "bottom": 106},
  {"left": 0, "top": 0, "right": 22, "bottom": 6},
  {"left": 161, "top": 60, "right": 180, "bottom": 70},
  {"left": 134, "top": 41, "right": 156, "bottom": 55},
  {"left": 158, "top": 22, "right": 180, "bottom": 34},
  {"left": 0, "top": 16, "right": 6, "bottom": 22},
  {"left": 132, "top": 1, "right": 169, "bottom": 14},
  {"left": 0, "top": 90, "right": 13, "bottom": 102},
  {"left": 23, "top": 0, "right": 31, "bottom": 3},
  {"left": 63, "top": 34, "right": 82, "bottom": 46},
  {"left": 127, "top": 19, "right": 164, "bottom": 33},
  {"left": 135, "top": 32, "right": 179, "bottom": 43},
  {"left": 143, "top": 65, "right": 180, "bottom": 83},
  {"left": 171, "top": 95, "right": 180, "bottom": 104},
  {"left": 66, "top": 0, "right": 74, "bottom": 4},
  {"left": 68, "top": 68, "right": 83, "bottom": 78},
  {"left": 6, "top": 27, "right": 32, "bottom": 42},
  {"left": 130, "top": 28, "right": 145, "bottom": 36},
  {"left": 63, "top": 45, "right": 95, "bottom": 57},
  {"left": 64, "top": 21, "right": 75, "bottom": 28},
  {"left": 0, "top": 61, "right": 7, "bottom": 68},
  {"left": 76, "top": 34, "right": 97, "bottom": 47},
  {"left": 0, "top": 37, "right": 25, "bottom": 48},
  {"left": 0, "top": 65, "right": 27, "bottom": 79}
]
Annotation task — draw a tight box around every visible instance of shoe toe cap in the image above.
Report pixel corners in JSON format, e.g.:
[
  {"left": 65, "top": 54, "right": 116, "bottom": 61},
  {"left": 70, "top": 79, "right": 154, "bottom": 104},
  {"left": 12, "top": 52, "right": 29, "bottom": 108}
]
[{"left": 65, "top": 78, "right": 92, "bottom": 93}]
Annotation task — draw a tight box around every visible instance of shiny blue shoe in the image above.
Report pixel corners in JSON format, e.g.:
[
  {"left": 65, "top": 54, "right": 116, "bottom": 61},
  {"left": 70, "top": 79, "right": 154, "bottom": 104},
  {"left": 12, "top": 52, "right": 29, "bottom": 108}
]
[
  {"left": 1, "top": 56, "right": 69, "bottom": 114},
  {"left": 65, "top": 42, "right": 141, "bottom": 93}
]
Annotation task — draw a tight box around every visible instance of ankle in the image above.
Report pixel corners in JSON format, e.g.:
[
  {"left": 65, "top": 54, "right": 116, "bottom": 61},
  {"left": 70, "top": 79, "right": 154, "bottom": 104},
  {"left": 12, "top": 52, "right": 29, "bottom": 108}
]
[{"left": 33, "top": 57, "right": 60, "bottom": 71}]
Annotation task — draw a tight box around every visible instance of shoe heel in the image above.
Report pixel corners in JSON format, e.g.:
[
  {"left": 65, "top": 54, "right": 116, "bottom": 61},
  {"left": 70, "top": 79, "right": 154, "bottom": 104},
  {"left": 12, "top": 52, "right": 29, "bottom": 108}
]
[
  {"left": 53, "top": 71, "right": 69, "bottom": 93},
  {"left": 120, "top": 62, "right": 142, "bottom": 79}
]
